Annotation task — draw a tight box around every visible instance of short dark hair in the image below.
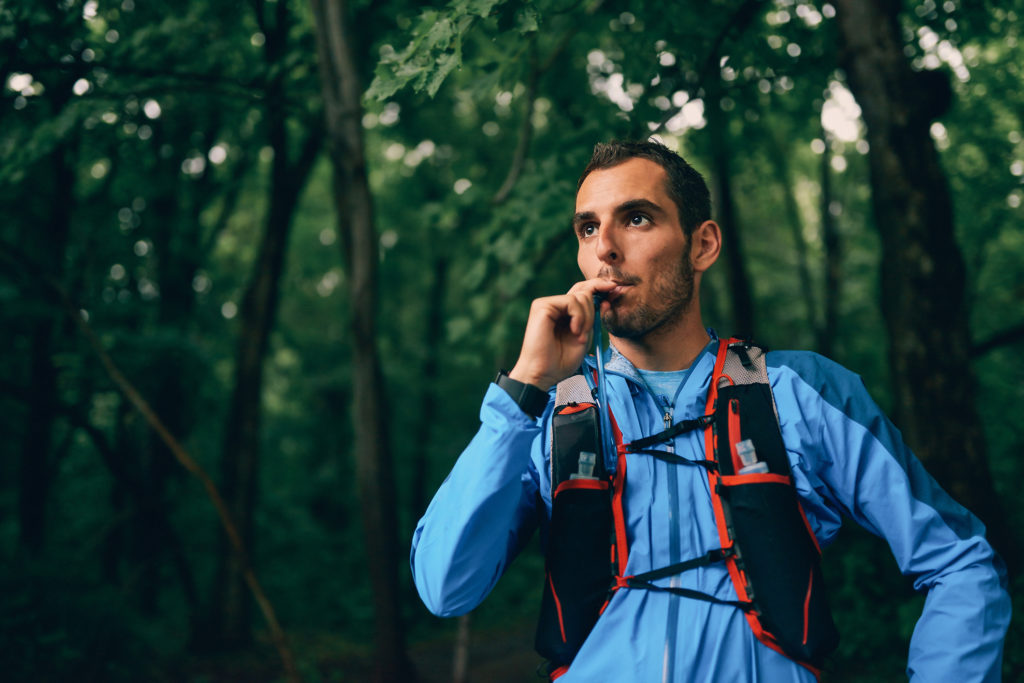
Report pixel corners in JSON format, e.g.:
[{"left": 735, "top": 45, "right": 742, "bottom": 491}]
[{"left": 577, "top": 140, "right": 711, "bottom": 236}]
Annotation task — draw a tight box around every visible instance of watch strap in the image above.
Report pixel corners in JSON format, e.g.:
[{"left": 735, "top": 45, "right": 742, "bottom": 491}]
[{"left": 494, "top": 370, "right": 548, "bottom": 418}]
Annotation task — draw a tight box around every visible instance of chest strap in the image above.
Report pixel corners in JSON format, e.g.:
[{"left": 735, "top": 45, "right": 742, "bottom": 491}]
[{"left": 624, "top": 413, "right": 714, "bottom": 451}]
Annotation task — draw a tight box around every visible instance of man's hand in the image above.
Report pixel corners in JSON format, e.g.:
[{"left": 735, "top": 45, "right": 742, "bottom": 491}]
[{"left": 507, "top": 279, "right": 617, "bottom": 391}]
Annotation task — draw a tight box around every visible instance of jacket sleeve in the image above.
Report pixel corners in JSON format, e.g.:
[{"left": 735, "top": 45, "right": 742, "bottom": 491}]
[
  {"left": 770, "top": 352, "right": 1011, "bottom": 683},
  {"left": 410, "top": 383, "right": 548, "bottom": 617}
]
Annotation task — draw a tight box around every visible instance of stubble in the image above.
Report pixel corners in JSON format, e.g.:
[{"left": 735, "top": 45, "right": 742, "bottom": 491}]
[{"left": 601, "top": 254, "right": 695, "bottom": 341}]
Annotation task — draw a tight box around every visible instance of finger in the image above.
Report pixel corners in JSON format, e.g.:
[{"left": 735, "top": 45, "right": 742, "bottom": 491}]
[
  {"left": 535, "top": 295, "right": 570, "bottom": 325},
  {"left": 567, "top": 277, "right": 618, "bottom": 298},
  {"left": 576, "top": 290, "right": 595, "bottom": 339},
  {"left": 566, "top": 294, "right": 587, "bottom": 336}
]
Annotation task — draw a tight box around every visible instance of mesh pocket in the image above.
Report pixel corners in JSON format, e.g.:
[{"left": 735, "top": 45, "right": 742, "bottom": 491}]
[
  {"left": 720, "top": 478, "right": 839, "bottom": 665},
  {"left": 535, "top": 483, "right": 613, "bottom": 665}
]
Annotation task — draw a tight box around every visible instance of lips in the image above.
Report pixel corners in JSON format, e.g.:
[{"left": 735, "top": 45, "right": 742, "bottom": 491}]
[{"left": 606, "top": 284, "right": 633, "bottom": 301}]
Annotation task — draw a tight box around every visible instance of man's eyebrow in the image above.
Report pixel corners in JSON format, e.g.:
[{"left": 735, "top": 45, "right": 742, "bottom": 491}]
[
  {"left": 571, "top": 210, "right": 597, "bottom": 229},
  {"left": 616, "top": 198, "right": 665, "bottom": 216}
]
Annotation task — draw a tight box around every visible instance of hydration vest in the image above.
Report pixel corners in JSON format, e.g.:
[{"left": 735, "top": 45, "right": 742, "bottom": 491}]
[{"left": 535, "top": 338, "right": 839, "bottom": 679}]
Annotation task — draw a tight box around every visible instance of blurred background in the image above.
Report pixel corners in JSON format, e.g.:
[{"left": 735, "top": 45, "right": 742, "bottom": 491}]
[{"left": 1, "top": 0, "right": 1021, "bottom": 681}]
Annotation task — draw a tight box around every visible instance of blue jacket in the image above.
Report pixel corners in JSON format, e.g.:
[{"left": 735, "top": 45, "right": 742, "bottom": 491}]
[{"left": 411, "top": 341, "right": 1010, "bottom": 681}]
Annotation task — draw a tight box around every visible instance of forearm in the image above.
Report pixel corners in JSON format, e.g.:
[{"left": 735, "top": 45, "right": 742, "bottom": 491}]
[
  {"left": 410, "top": 384, "right": 545, "bottom": 616},
  {"left": 908, "top": 562, "right": 1010, "bottom": 682},
  {"left": 769, "top": 353, "right": 1011, "bottom": 680}
]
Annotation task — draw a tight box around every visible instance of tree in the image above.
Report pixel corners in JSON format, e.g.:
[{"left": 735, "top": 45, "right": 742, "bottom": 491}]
[
  {"left": 3, "top": 3, "right": 84, "bottom": 557},
  {"left": 208, "top": 0, "right": 323, "bottom": 648},
  {"left": 833, "top": 0, "right": 1018, "bottom": 570},
  {"left": 311, "top": 0, "right": 414, "bottom": 679}
]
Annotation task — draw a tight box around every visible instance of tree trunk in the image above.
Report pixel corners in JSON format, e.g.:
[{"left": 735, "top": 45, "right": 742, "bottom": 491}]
[
  {"left": 20, "top": 320, "right": 58, "bottom": 554},
  {"left": 819, "top": 125, "right": 841, "bottom": 357},
  {"left": 209, "top": 0, "right": 322, "bottom": 647},
  {"left": 452, "top": 613, "right": 471, "bottom": 683},
  {"left": 19, "top": 136, "right": 74, "bottom": 554},
  {"left": 767, "top": 127, "right": 819, "bottom": 341},
  {"left": 834, "top": 0, "right": 1017, "bottom": 571},
  {"left": 139, "top": 139, "right": 198, "bottom": 615},
  {"left": 311, "top": 1, "right": 414, "bottom": 680},
  {"left": 412, "top": 255, "right": 448, "bottom": 521},
  {"left": 706, "top": 89, "right": 755, "bottom": 338}
]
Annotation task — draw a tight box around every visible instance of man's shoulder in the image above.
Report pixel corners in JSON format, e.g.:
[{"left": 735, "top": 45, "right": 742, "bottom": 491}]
[
  {"left": 764, "top": 349, "right": 866, "bottom": 403},
  {"left": 762, "top": 348, "right": 889, "bottom": 435},
  {"left": 764, "top": 348, "right": 849, "bottom": 377}
]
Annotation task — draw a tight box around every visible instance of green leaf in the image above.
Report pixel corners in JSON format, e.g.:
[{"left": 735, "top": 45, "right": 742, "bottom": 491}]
[
  {"left": 365, "top": 0, "right": 513, "bottom": 101},
  {"left": 461, "top": 0, "right": 505, "bottom": 18},
  {"left": 516, "top": 7, "right": 540, "bottom": 34}
]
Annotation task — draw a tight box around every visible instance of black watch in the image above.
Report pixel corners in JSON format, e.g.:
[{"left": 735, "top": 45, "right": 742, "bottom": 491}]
[{"left": 494, "top": 370, "right": 548, "bottom": 418}]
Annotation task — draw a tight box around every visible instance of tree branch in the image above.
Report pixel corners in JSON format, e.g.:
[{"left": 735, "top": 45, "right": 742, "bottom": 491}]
[
  {"left": 492, "top": 39, "right": 539, "bottom": 206},
  {"left": 202, "top": 150, "right": 255, "bottom": 255},
  {"left": 490, "top": 0, "right": 605, "bottom": 205},
  {"left": 972, "top": 321, "right": 1024, "bottom": 357}
]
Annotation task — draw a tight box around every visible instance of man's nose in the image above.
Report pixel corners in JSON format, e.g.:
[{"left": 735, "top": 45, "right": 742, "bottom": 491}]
[{"left": 596, "top": 225, "right": 620, "bottom": 263}]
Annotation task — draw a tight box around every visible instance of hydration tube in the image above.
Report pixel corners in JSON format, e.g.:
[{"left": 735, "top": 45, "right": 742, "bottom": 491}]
[{"left": 592, "top": 294, "right": 616, "bottom": 466}]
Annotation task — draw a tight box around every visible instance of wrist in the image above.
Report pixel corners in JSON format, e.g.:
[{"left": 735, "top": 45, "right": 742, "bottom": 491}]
[
  {"left": 507, "top": 365, "right": 549, "bottom": 390},
  {"left": 494, "top": 370, "right": 549, "bottom": 418}
]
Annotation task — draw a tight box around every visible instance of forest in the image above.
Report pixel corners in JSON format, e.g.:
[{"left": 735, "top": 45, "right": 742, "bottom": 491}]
[{"left": 1, "top": 0, "right": 1022, "bottom": 681}]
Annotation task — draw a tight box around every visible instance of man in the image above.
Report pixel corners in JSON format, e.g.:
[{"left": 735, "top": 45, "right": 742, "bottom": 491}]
[{"left": 410, "top": 141, "right": 1010, "bottom": 681}]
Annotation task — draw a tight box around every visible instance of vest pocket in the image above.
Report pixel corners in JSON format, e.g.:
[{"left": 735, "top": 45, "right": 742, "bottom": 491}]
[
  {"left": 535, "top": 480, "right": 613, "bottom": 666},
  {"left": 718, "top": 476, "right": 838, "bottom": 666}
]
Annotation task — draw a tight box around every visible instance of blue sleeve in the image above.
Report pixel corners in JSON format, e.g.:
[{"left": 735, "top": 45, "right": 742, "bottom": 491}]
[
  {"left": 410, "top": 383, "right": 548, "bottom": 617},
  {"left": 769, "top": 352, "right": 1011, "bottom": 683}
]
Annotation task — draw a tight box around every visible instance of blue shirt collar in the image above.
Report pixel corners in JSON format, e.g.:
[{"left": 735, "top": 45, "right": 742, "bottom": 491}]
[{"left": 586, "top": 328, "right": 720, "bottom": 390}]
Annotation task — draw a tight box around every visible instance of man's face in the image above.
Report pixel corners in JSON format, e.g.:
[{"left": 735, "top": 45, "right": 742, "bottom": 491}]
[{"left": 574, "top": 157, "right": 695, "bottom": 340}]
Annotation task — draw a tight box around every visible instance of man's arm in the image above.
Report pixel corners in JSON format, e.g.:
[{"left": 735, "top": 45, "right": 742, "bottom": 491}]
[
  {"left": 770, "top": 352, "right": 1011, "bottom": 683},
  {"left": 410, "top": 384, "right": 548, "bottom": 616},
  {"left": 412, "top": 278, "right": 614, "bottom": 616}
]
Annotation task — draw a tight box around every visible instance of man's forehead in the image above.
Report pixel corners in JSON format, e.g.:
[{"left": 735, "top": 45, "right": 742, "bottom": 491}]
[{"left": 575, "top": 158, "right": 670, "bottom": 210}]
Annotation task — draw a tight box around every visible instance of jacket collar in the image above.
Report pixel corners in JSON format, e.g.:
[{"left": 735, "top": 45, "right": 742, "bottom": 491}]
[{"left": 584, "top": 328, "right": 720, "bottom": 394}]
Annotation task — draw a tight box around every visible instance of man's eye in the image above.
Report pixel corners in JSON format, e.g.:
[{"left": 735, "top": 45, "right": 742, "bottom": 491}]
[
  {"left": 580, "top": 224, "right": 598, "bottom": 237},
  {"left": 629, "top": 214, "right": 651, "bottom": 227}
]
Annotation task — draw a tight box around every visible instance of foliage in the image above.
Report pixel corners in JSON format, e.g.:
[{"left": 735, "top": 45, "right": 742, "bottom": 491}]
[
  {"left": 1, "top": 0, "right": 1022, "bottom": 680},
  {"left": 366, "top": 0, "right": 514, "bottom": 100}
]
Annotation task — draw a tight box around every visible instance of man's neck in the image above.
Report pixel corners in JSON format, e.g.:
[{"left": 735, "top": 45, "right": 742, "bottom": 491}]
[{"left": 609, "top": 312, "right": 711, "bottom": 372}]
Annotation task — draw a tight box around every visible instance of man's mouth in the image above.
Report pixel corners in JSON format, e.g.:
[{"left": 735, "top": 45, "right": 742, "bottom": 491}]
[{"left": 606, "top": 283, "right": 634, "bottom": 301}]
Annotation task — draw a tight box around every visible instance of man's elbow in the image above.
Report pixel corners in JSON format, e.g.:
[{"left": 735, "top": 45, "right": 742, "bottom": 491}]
[
  {"left": 415, "top": 584, "right": 472, "bottom": 618},
  {"left": 411, "top": 562, "right": 480, "bottom": 618},
  {"left": 410, "top": 543, "right": 485, "bottom": 618}
]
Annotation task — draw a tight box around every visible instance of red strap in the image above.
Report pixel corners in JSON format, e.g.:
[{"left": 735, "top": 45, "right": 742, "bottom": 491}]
[
  {"left": 802, "top": 566, "right": 814, "bottom": 646},
  {"left": 728, "top": 397, "right": 743, "bottom": 474},
  {"left": 581, "top": 366, "right": 630, "bottom": 575},
  {"left": 705, "top": 340, "right": 825, "bottom": 680},
  {"left": 557, "top": 402, "right": 596, "bottom": 415},
  {"left": 718, "top": 472, "right": 791, "bottom": 487},
  {"left": 547, "top": 572, "right": 567, "bottom": 644},
  {"left": 553, "top": 478, "right": 609, "bottom": 498},
  {"left": 705, "top": 339, "right": 733, "bottom": 551},
  {"left": 609, "top": 409, "right": 629, "bottom": 574}
]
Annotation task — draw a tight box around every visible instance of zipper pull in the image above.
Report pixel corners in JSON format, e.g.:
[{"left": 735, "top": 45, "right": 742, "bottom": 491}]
[{"left": 662, "top": 407, "right": 674, "bottom": 453}]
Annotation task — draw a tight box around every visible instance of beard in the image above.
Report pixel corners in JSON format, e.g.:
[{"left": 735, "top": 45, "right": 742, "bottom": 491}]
[{"left": 600, "top": 254, "right": 695, "bottom": 341}]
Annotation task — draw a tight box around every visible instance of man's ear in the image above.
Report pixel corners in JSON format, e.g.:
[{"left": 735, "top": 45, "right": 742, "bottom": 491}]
[{"left": 691, "top": 220, "right": 722, "bottom": 273}]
